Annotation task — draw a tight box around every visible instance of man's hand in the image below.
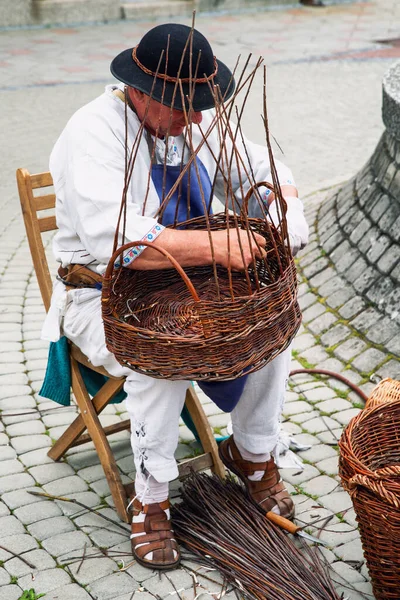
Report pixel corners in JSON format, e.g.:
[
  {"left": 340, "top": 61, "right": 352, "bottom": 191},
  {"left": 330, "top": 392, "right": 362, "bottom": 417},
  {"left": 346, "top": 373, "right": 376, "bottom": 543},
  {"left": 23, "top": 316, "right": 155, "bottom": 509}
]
[
  {"left": 128, "top": 227, "right": 266, "bottom": 271},
  {"left": 211, "top": 229, "right": 266, "bottom": 271}
]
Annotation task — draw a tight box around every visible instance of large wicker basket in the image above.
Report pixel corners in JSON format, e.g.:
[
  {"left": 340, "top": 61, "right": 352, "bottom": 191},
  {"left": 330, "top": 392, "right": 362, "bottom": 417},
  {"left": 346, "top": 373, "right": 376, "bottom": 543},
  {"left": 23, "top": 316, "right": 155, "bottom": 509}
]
[
  {"left": 339, "top": 383, "right": 400, "bottom": 600},
  {"left": 102, "top": 214, "right": 301, "bottom": 381}
]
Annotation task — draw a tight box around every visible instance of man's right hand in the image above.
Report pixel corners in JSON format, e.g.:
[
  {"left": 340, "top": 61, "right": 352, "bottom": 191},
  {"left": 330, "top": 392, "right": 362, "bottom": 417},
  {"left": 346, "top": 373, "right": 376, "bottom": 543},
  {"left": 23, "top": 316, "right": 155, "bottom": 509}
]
[{"left": 211, "top": 229, "right": 267, "bottom": 271}]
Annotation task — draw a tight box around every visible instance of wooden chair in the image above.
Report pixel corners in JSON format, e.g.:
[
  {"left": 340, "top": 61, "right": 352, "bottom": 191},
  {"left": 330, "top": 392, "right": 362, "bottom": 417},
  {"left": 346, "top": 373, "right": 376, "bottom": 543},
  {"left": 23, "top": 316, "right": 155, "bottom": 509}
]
[{"left": 16, "top": 167, "right": 225, "bottom": 523}]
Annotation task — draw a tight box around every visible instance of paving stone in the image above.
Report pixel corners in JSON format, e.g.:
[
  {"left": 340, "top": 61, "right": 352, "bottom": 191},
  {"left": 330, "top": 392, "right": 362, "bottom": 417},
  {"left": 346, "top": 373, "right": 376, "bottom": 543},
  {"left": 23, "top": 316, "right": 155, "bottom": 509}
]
[
  {"left": 0, "top": 569, "right": 10, "bottom": 586},
  {"left": 14, "top": 499, "right": 63, "bottom": 525},
  {"left": 319, "top": 491, "right": 353, "bottom": 514},
  {"left": 378, "top": 244, "right": 400, "bottom": 274},
  {"left": 334, "top": 408, "right": 362, "bottom": 426},
  {"left": 320, "top": 324, "right": 351, "bottom": 348},
  {"left": 315, "top": 398, "right": 353, "bottom": 414},
  {"left": 298, "top": 445, "right": 338, "bottom": 463},
  {"left": 6, "top": 420, "right": 46, "bottom": 437},
  {"left": 291, "top": 333, "right": 317, "bottom": 353},
  {"left": 29, "top": 462, "right": 75, "bottom": 485},
  {"left": 302, "top": 257, "right": 329, "bottom": 279},
  {"left": 330, "top": 561, "right": 366, "bottom": 584},
  {"left": 338, "top": 296, "right": 366, "bottom": 321},
  {"left": 88, "top": 527, "right": 128, "bottom": 549},
  {"left": 0, "top": 458, "right": 24, "bottom": 477},
  {"left": 301, "top": 303, "right": 326, "bottom": 325},
  {"left": 333, "top": 337, "right": 368, "bottom": 362},
  {"left": 302, "top": 475, "right": 338, "bottom": 497},
  {"left": 280, "top": 464, "right": 320, "bottom": 486},
  {"left": 56, "top": 492, "right": 102, "bottom": 517},
  {"left": 42, "top": 531, "right": 92, "bottom": 557},
  {"left": 353, "top": 266, "right": 379, "bottom": 294},
  {"left": 43, "top": 475, "right": 89, "bottom": 496},
  {"left": 307, "top": 312, "right": 337, "bottom": 336},
  {"left": 28, "top": 515, "right": 77, "bottom": 541},
  {"left": 291, "top": 410, "right": 320, "bottom": 424},
  {"left": 334, "top": 537, "right": 364, "bottom": 562},
  {"left": 0, "top": 534, "right": 39, "bottom": 557},
  {"left": 18, "top": 567, "right": 72, "bottom": 594},
  {"left": 316, "top": 429, "right": 343, "bottom": 445},
  {"left": 10, "top": 434, "right": 51, "bottom": 454},
  {"left": 42, "top": 584, "right": 93, "bottom": 599},
  {"left": 309, "top": 267, "right": 336, "bottom": 289},
  {"left": 0, "top": 515, "right": 26, "bottom": 538},
  {"left": 0, "top": 446, "right": 16, "bottom": 462},
  {"left": 352, "top": 348, "right": 387, "bottom": 373},
  {"left": 315, "top": 455, "right": 339, "bottom": 475},
  {"left": 0, "top": 433, "right": 9, "bottom": 445},
  {"left": 291, "top": 433, "right": 320, "bottom": 448},
  {"left": 19, "top": 447, "right": 54, "bottom": 467},
  {"left": 376, "top": 359, "right": 400, "bottom": 380},
  {"left": 88, "top": 572, "right": 137, "bottom": 600},
  {"left": 4, "top": 549, "right": 57, "bottom": 577},
  {"left": 298, "top": 292, "right": 318, "bottom": 311},
  {"left": 302, "top": 386, "right": 338, "bottom": 402},
  {"left": 0, "top": 584, "right": 22, "bottom": 600},
  {"left": 318, "top": 521, "right": 360, "bottom": 549},
  {"left": 66, "top": 547, "right": 118, "bottom": 585},
  {"left": 301, "top": 416, "right": 340, "bottom": 434},
  {"left": 300, "top": 345, "right": 330, "bottom": 366},
  {"left": 143, "top": 570, "right": 194, "bottom": 599},
  {"left": 1, "top": 487, "right": 49, "bottom": 510},
  {"left": 282, "top": 401, "right": 314, "bottom": 417},
  {"left": 0, "top": 472, "right": 35, "bottom": 494}
]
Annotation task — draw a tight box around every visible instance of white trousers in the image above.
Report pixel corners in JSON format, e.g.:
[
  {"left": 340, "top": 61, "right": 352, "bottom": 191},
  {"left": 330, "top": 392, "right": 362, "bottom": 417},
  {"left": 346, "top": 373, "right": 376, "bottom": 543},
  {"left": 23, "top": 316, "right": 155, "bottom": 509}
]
[{"left": 63, "top": 288, "right": 291, "bottom": 483}]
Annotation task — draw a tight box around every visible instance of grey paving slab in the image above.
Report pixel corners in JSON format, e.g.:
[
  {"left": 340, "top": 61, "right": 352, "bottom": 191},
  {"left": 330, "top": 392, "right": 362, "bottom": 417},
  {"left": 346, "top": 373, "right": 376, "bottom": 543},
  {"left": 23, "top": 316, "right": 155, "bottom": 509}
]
[
  {"left": 43, "top": 584, "right": 93, "bottom": 599},
  {"left": 10, "top": 434, "right": 52, "bottom": 454},
  {"left": 3, "top": 549, "right": 57, "bottom": 577},
  {"left": 0, "top": 585, "right": 23, "bottom": 600},
  {"left": 28, "top": 515, "right": 77, "bottom": 541},
  {"left": 18, "top": 567, "right": 73, "bottom": 594},
  {"left": 88, "top": 572, "right": 137, "bottom": 600},
  {"left": 41, "top": 530, "right": 92, "bottom": 557},
  {"left": 0, "top": 472, "right": 36, "bottom": 494}
]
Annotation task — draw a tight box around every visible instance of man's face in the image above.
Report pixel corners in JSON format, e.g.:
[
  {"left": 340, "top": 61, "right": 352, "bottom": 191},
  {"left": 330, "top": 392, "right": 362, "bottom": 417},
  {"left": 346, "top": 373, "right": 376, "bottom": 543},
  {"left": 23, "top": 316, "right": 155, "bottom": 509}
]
[{"left": 128, "top": 88, "right": 203, "bottom": 137}]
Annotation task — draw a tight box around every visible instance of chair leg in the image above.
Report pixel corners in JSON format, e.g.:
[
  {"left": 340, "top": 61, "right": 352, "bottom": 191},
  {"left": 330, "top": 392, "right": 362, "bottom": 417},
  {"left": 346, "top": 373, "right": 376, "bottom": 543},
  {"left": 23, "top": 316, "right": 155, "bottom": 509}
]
[
  {"left": 64, "top": 359, "right": 129, "bottom": 522},
  {"left": 184, "top": 387, "right": 226, "bottom": 480},
  {"left": 48, "top": 376, "right": 124, "bottom": 460}
]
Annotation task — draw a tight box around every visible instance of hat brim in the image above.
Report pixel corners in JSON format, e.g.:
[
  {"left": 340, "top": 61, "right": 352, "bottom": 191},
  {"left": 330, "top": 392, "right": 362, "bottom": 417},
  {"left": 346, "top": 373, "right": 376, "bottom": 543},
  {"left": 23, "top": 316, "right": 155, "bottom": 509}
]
[{"left": 110, "top": 48, "right": 235, "bottom": 112}]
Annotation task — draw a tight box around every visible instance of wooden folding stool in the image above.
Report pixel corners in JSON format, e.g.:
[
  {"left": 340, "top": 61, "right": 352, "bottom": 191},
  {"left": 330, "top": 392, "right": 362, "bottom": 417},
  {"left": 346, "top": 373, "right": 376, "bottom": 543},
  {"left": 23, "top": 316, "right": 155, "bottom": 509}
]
[{"left": 17, "top": 167, "right": 225, "bottom": 523}]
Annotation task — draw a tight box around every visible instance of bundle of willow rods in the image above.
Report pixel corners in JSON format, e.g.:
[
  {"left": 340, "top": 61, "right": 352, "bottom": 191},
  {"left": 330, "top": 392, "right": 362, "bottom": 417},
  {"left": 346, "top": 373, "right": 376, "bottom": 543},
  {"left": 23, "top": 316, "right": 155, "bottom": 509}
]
[{"left": 172, "top": 472, "right": 340, "bottom": 600}]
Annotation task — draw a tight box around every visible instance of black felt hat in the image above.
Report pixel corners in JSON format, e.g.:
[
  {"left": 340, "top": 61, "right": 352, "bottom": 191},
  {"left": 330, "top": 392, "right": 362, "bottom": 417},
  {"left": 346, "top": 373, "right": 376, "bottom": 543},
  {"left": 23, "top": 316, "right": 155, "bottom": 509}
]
[{"left": 110, "top": 23, "right": 235, "bottom": 112}]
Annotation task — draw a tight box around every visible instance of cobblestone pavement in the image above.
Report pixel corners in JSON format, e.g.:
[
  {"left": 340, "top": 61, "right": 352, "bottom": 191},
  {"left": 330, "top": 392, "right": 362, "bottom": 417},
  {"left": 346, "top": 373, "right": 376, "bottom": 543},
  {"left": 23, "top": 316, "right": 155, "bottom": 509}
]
[{"left": 1, "top": 1, "right": 400, "bottom": 599}]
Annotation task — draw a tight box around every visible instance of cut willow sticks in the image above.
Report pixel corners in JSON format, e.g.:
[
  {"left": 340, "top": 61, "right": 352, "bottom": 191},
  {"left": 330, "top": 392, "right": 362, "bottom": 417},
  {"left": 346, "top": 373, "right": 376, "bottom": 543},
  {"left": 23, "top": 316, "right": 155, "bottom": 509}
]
[
  {"left": 102, "top": 19, "right": 301, "bottom": 381},
  {"left": 171, "top": 472, "right": 341, "bottom": 600}
]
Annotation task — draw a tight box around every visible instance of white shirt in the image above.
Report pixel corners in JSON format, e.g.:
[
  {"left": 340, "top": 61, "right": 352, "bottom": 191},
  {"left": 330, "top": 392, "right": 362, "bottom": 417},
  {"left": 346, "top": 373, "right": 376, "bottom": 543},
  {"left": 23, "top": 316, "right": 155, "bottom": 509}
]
[{"left": 42, "top": 83, "right": 307, "bottom": 342}]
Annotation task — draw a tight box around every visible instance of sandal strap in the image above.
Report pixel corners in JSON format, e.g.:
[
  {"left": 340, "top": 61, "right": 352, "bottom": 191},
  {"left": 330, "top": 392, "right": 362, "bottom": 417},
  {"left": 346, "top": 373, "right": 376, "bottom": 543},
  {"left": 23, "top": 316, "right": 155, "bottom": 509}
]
[
  {"left": 219, "top": 435, "right": 295, "bottom": 520},
  {"left": 131, "top": 499, "right": 180, "bottom": 568}
]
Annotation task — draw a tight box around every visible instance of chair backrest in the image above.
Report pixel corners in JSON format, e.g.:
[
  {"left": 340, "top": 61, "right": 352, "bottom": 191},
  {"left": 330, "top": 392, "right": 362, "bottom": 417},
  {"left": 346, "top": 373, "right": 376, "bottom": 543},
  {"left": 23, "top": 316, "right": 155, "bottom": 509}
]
[{"left": 16, "top": 168, "right": 57, "bottom": 312}]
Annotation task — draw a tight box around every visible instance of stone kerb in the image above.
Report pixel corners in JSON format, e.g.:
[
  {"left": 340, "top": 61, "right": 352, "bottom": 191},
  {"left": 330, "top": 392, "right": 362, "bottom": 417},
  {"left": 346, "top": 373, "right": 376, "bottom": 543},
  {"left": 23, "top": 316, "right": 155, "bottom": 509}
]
[
  {"left": 314, "top": 60, "right": 400, "bottom": 355},
  {"left": 383, "top": 62, "right": 400, "bottom": 141}
]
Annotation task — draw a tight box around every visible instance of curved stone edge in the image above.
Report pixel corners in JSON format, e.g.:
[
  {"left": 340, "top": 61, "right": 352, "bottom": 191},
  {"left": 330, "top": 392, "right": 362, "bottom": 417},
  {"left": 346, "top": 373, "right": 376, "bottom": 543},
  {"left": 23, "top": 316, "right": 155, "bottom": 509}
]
[{"left": 383, "top": 60, "right": 400, "bottom": 141}]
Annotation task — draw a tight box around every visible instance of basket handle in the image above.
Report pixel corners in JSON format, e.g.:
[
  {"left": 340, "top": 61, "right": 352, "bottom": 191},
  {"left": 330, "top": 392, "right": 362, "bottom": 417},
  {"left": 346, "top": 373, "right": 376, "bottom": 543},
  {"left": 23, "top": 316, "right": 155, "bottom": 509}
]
[
  {"left": 103, "top": 240, "right": 201, "bottom": 303},
  {"left": 348, "top": 471, "right": 400, "bottom": 508},
  {"left": 241, "top": 181, "right": 288, "bottom": 218}
]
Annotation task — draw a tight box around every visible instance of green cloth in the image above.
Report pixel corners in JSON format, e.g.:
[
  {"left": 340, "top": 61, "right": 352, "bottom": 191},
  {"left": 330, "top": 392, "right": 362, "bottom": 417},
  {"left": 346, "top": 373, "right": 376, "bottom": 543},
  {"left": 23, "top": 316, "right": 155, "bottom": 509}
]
[{"left": 38, "top": 337, "right": 217, "bottom": 443}]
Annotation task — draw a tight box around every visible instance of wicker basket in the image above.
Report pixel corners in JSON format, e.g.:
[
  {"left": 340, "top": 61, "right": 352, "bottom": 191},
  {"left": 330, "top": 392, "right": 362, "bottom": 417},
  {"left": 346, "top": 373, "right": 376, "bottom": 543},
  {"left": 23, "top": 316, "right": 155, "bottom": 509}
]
[
  {"left": 102, "top": 214, "right": 301, "bottom": 381},
  {"left": 365, "top": 378, "right": 400, "bottom": 408},
  {"left": 339, "top": 387, "right": 400, "bottom": 600}
]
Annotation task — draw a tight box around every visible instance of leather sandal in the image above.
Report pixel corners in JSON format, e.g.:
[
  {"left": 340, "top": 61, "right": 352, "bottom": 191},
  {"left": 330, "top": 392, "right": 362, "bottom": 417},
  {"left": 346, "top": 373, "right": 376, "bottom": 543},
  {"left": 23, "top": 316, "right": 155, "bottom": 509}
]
[
  {"left": 130, "top": 498, "right": 180, "bottom": 570},
  {"left": 219, "top": 436, "right": 295, "bottom": 520}
]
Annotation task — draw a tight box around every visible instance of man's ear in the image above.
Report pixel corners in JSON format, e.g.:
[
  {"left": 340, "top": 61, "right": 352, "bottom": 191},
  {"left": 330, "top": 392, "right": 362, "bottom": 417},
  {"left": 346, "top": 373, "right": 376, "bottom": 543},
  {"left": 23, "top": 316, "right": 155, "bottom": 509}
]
[{"left": 128, "top": 87, "right": 145, "bottom": 107}]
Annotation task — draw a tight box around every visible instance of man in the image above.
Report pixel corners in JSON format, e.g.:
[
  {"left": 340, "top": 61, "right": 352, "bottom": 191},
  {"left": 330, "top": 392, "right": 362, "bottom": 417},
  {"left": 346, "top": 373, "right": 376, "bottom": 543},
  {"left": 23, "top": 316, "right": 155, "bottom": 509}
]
[{"left": 42, "top": 23, "right": 308, "bottom": 570}]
